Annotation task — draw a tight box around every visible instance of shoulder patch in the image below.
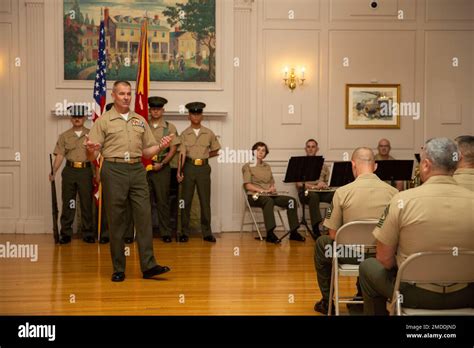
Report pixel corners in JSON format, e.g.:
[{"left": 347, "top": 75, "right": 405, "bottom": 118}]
[
  {"left": 377, "top": 204, "right": 390, "bottom": 228},
  {"left": 325, "top": 203, "right": 333, "bottom": 219}
]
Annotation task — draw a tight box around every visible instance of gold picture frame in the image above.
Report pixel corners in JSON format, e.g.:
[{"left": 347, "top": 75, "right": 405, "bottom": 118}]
[{"left": 345, "top": 84, "right": 401, "bottom": 129}]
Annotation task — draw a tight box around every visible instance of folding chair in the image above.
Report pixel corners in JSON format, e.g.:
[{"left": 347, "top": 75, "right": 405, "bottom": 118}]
[
  {"left": 239, "top": 187, "right": 286, "bottom": 241},
  {"left": 328, "top": 220, "right": 378, "bottom": 315},
  {"left": 388, "top": 250, "right": 474, "bottom": 316}
]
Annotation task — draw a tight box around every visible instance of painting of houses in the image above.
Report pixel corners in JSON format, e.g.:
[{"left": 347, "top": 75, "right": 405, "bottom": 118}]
[{"left": 63, "top": 0, "right": 216, "bottom": 82}]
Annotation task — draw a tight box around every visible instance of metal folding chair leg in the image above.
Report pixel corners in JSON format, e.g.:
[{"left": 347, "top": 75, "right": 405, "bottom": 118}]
[
  {"left": 248, "top": 204, "right": 264, "bottom": 241},
  {"left": 328, "top": 262, "right": 335, "bottom": 316},
  {"left": 239, "top": 209, "right": 246, "bottom": 237}
]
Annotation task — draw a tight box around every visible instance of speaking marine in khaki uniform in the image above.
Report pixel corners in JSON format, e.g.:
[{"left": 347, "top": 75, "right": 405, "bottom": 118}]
[
  {"left": 295, "top": 139, "right": 333, "bottom": 239},
  {"left": 313, "top": 147, "right": 398, "bottom": 315},
  {"left": 177, "top": 102, "right": 221, "bottom": 243},
  {"left": 243, "top": 142, "right": 304, "bottom": 243},
  {"left": 50, "top": 105, "right": 94, "bottom": 244},
  {"left": 94, "top": 102, "right": 135, "bottom": 244},
  {"left": 147, "top": 96, "right": 180, "bottom": 243},
  {"left": 359, "top": 138, "right": 474, "bottom": 315},
  {"left": 85, "top": 80, "right": 173, "bottom": 282},
  {"left": 454, "top": 135, "right": 474, "bottom": 191}
]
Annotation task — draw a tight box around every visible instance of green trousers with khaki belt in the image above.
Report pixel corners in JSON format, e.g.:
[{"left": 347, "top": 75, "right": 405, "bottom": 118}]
[
  {"left": 148, "top": 165, "right": 172, "bottom": 237},
  {"left": 248, "top": 195, "right": 300, "bottom": 232},
  {"left": 60, "top": 166, "right": 93, "bottom": 238},
  {"left": 180, "top": 162, "right": 213, "bottom": 237},
  {"left": 359, "top": 258, "right": 474, "bottom": 315},
  {"left": 101, "top": 161, "right": 157, "bottom": 273}
]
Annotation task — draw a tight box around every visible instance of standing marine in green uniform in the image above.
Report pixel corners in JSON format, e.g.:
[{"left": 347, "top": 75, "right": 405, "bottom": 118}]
[
  {"left": 50, "top": 105, "right": 94, "bottom": 244},
  {"left": 85, "top": 80, "right": 173, "bottom": 282},
  {"left": 146, "top": 96, "right": 181, "bottom": 243},
  {"left": 177, "top": 102, "right": 221, "bottom": 243}
]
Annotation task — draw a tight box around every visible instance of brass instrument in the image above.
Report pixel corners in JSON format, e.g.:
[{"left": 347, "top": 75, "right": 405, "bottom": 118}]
[
  {"left": 410, "top": 164, "right": 421, "bottom": 188},
  {"left": 304, "top": 188, "right": 336, "bottom": 196},
  {"left": 252, "top": 191, "right": 289, "bottom": 201}
]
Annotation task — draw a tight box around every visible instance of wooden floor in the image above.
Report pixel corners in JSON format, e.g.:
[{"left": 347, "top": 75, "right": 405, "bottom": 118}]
[{"left": 0, "top": 232, "right": 356, "bottom": 315}]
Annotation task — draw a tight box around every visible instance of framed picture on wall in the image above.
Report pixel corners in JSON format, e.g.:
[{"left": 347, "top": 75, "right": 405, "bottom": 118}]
[
  {"left": 55, "top": 0, "right": 223, "bottom": 90},
  {"left": 345, "top": 84, "right": 401, "bottom": 129}
]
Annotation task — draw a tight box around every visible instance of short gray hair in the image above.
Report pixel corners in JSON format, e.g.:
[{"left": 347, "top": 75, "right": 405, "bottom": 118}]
[{"left": 424, "top": 138, "right": 459, "bottom": 172}]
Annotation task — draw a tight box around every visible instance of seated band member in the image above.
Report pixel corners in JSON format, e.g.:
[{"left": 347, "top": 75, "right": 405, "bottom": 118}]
[
  {"left": 314, "top": 147, "right": 398, "bottom": 314},
  {"left": 454, "top": 135, "right": 474, "bottom": 191},
  {"left": 375, "top": 138, "right": 404, "bottom": 191},
  {"left": 359, "top": 138, "right": 474, "bottom": 315},
  {"left": 296, "top": 139, "right": 334, "bottom": 239},
  {"left": 242, "top": 142, "right": 305, "bottom": 244}
]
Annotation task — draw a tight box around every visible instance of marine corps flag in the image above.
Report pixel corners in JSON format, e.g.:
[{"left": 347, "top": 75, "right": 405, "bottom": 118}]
[{"left": 134, "top": 17, "right": 153, "bottom": 171}]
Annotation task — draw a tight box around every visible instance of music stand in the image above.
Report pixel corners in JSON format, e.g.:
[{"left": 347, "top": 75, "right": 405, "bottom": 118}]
[
  {"left": 281, "top": 156, "right": 324, "bottom": 241},
  {"left": 328, "top": 162, "right": 355, "bottom": 187},
  {"left": 375, "top": 160, "right": 414, "bottom": 186}
]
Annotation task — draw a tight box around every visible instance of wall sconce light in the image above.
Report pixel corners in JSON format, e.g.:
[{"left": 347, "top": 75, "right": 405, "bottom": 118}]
[{"left": 283, "top": 66, "right": 306, "bottom": 92}]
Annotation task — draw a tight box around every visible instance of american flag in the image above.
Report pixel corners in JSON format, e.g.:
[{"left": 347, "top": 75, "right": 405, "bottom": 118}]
[
  {"left": 92, "top": 19, "right": 107, "bottom": 122},
  {"left": 92, "top": 18, "right": 107, "bottom": 207}
]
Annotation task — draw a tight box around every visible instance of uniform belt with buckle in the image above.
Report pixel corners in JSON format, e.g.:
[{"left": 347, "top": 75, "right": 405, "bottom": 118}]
[
  {"left": 186, "top": 157, "right": 208, "bottom": 166},
  {"left": 66, "top": 160, "right": 91, "bottom": 168},
  {"left": 105, "top": 157, "right": 142, "bottom": 164},
  {"left": 412, "top": 283, "right": 468, "bottom": 294}
]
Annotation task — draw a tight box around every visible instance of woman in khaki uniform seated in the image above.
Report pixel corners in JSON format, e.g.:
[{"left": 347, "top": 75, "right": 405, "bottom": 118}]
[{"left": 242, "top": 142, "right": 304, "bottom": 244}]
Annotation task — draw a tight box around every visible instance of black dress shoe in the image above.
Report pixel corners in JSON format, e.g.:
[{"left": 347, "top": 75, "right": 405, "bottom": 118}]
[
  {"left": 111, "top": 272, "right": 125, "bottom": 282},
  {"left": 203, "top": 235, "right": 216, "bottom": 243},
  {"left": 124, "top": 237, "right": 134, "bottom": 244},
  {"left": 289, "top": 230, "right": 306, "bottom": 242},
  {"left": 162, "top": 236, "right": 172, "bottom": 243},
  {"left": 179, "top": 235, "right": 189, "bottom": 242},
  {"left": 59, "top": 235, "right": 71, "bottom": 244},
  {"left": 314, "top": 299, "right": 335, "bottom": 315},
  {"left": 265, "top": 233, "right": 280, "bottom": 244},
  {"left": 99, "top": 237, "right": 109, "bottom": 244},
  {"left": 83, "top": 236, "right": 95, "bottom": 243},
  {"left": 143, "top": 265, "right": 171, "bottom": 279}
]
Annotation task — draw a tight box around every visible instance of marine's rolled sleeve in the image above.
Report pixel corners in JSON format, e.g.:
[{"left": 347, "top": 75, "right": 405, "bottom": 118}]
[
  {"left": 209, "top": 131, "right": 221, "bottom": 152},
  {"left": 323, "top": 190, "right": 343, "bottom": 231},
  {"left": 372, "top": 196, "right": 400, "bottom": 247},
  {"left": 53, "top": 135, "right": 66, "bottom": 156},
  {"left": 242, "top": 164, "right": 252, "bottom": 184},
  {"left": 88, "top": 118, "right": 105, "bottom": 146}
]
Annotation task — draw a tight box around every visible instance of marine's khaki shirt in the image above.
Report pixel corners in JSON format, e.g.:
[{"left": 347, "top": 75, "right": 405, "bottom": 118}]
[
  {"left": 242, "top": 162, "right": 274, "bottom": 194},
  {"left": 149, "top": 118, "right": 181, "bottom": 167},
  {"left": 324, "top": 173, "right": 398, "bottom": 231},
  {"left": 375, "top": 154, "right": 395, "bottom": 161},
  {"left": 88, "top": 107, "right": 157, "bottom": 159},
  {"left": 149, "top": 118, "right": 181, "bottom": 147},
  {"left": 453, "top": 168, "right": 474, "bottom": 192},
  {"left": 53, "top": 127, "right": 90, "bottom": 162},
  {"left": 179, "top": 126, "right": 221, "bottom": 159},
  {"left": 373, "top": 175, "right": 474, "bottom": 267}
]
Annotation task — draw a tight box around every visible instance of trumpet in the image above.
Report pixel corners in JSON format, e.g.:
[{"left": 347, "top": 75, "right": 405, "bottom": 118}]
[{"left": 252, "top": 191, "right": 289, "bottom": 201}]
